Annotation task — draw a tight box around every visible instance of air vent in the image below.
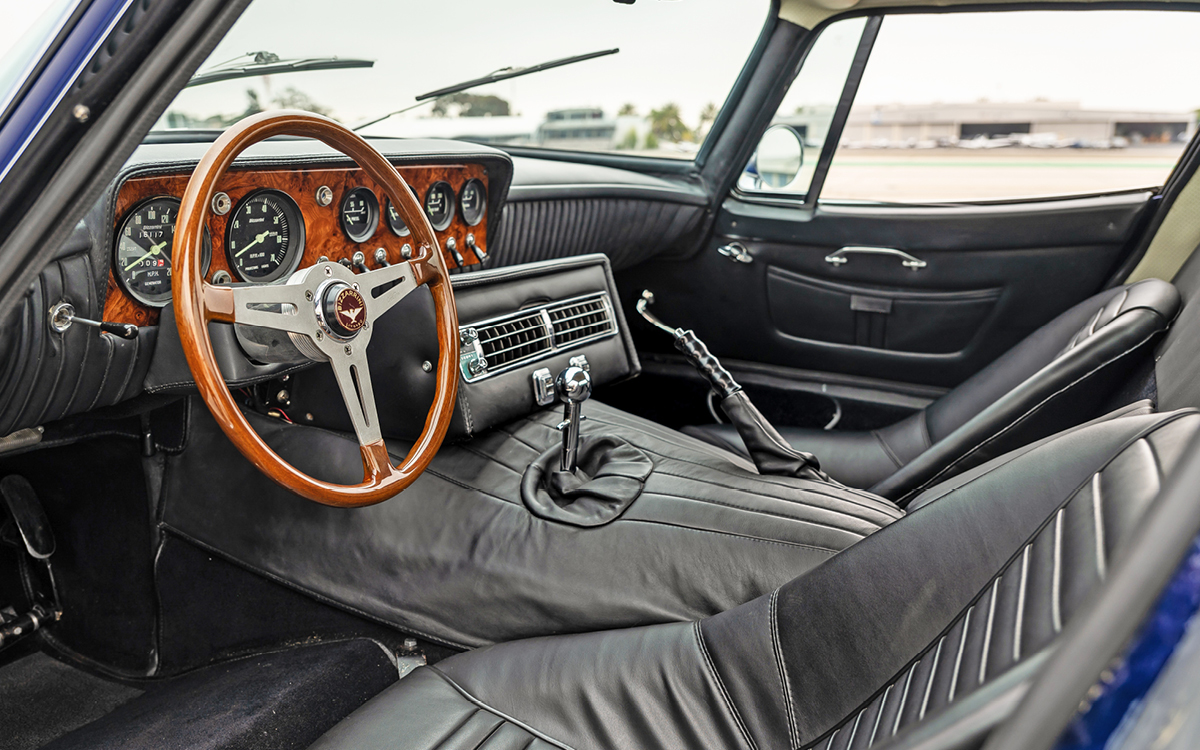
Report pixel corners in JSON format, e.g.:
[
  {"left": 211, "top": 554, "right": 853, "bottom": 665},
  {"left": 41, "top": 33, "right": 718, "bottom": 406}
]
[
  {"left": 548, "top": 296, "right": 612, "bottom": 345},
  {"left": 459, "top": 292, "right": 616, "bottom": 382}
]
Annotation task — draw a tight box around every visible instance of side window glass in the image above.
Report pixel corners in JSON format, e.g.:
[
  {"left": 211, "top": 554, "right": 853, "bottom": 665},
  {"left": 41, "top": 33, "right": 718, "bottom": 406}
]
[
  {"left": 822, "top": 11, "right": 1200, "bottom": 203},
  {"left": 737, "top": 17, "right": 867, "bottom": 196}
]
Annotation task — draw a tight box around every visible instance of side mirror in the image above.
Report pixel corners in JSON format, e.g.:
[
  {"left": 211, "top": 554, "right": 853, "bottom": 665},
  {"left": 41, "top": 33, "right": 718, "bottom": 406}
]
[{"left": 741, "top": 124, "right": 805, "bottom": 191}]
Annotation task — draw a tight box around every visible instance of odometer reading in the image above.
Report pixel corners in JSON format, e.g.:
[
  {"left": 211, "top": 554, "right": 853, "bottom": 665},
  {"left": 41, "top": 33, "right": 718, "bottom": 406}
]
[
  {"left": 114, "top": 197, "right": 210, "bottom": 307},
  {"left": 226, "top": 190, "right": 305, "bottom": 283},
  {"left": 424, "top": 181, "right": 455, "bottom": 231}
]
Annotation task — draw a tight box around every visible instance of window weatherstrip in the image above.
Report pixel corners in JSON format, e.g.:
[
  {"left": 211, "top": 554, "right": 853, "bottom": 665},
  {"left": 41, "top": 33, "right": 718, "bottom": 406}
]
[{"left": 803, "top": 15, "right": 882, "bottom": 209}]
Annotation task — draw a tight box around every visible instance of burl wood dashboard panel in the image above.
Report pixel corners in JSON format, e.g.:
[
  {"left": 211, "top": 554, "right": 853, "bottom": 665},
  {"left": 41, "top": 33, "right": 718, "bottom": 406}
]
[{"left": 104, "top": 163, "right": 488, "bottom": 325}]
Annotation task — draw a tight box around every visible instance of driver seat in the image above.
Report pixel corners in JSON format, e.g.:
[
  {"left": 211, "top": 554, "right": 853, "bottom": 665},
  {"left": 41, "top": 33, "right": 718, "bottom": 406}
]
[{"left": 309, "top": 408, "right": 1200, "bottom": 750}]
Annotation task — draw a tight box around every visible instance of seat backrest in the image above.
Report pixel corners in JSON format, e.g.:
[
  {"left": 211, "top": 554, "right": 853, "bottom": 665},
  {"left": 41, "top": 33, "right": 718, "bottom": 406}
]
[
  {"left": 701, "top": 409, "right": 1200, "bottom": 750},
  {"left": 873, "top": 278, "right": 1180, "bottom": 503}
]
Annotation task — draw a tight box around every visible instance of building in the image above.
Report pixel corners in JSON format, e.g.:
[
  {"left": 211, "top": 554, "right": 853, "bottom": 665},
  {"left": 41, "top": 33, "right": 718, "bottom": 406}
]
[{"left": 778, "top": 101, "right": 1196, "bottom": 148}]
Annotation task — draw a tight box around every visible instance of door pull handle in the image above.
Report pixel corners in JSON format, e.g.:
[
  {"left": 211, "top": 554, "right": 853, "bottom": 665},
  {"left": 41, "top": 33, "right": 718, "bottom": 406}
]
[{"left": 825, "top": 246, "right": 927, "bottom": 270}]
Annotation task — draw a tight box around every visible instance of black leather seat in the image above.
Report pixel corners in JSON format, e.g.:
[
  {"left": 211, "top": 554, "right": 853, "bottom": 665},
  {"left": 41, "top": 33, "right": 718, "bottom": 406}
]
[
  {"left": 685, "top": 278, "right": 1180, "bottom": 503},
  {"left": 309, "top": 408, "right": 1200, "bottom": 750}
]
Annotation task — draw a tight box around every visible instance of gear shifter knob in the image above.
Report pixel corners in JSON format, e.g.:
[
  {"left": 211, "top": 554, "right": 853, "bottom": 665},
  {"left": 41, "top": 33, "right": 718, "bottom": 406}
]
[
  {"left": 556, "top": 366, "right": 592, "bottom": 404},
  {"left": 556, "top": 366, "right": 591, "bottom": 472}
]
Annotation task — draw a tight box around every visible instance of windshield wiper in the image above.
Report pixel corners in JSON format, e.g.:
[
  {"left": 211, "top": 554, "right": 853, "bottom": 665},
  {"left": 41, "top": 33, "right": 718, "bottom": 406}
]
[
  {"left": 353, "top": 48, "right": 618, "bottom": 131},
  {"left": 186, "top": 51, "right": 374, "bottom": 88}
]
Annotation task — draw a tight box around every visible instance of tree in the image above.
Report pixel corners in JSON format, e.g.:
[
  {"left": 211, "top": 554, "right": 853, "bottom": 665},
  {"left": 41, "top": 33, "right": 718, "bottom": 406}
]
[
  {"left": 644, "top": 131, "right": 659, "bottom": 150},
  {"left": 648, "top": 103, "right": 692, "bottom": 143},
  {"left": 618, "top": 103, "right": 638, "bottom": 117},
  {"left": 617, "top": 129, "right": 638, "bottom": 150},
  {"left": 698, "top": 102, "right": 718, "bottom": 131},
  {"left": 272, "top": 86, "right": 333, "bottom": 117},
  {"left": 431, "top": 93, "right": 511, "bottom": 118}
]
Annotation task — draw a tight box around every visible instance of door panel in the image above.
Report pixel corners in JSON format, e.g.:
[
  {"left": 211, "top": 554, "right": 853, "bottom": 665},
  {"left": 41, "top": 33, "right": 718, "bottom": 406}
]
[{"left": 617, "top": 191, "right": 1151, "bottom": 389}]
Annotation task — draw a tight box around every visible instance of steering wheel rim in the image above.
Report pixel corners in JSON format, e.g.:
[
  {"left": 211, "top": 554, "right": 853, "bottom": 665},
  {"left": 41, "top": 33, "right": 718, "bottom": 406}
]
[{"left": 172, "top": 110, "right": 459, "bottom": 508}]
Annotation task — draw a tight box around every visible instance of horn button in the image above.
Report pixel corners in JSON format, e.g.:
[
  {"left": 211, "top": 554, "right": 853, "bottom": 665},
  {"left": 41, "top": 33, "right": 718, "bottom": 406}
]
[{"left": 317, "top": 280, "right": 368, "bottom": 340}]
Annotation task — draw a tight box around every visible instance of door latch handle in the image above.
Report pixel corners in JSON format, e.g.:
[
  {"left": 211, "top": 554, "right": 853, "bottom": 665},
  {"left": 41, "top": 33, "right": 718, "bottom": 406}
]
[
  {"left": 716, "top": 242, "right": 753, "bottom": 264},
  {"left": 825, "top": 246, "right": 927, "bottom": 270}
]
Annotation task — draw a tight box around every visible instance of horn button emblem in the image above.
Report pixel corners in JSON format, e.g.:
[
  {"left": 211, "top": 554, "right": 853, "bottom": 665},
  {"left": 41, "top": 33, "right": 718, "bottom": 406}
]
[{"left": 320, "top": 282, "right": 368, "bottom": 339}]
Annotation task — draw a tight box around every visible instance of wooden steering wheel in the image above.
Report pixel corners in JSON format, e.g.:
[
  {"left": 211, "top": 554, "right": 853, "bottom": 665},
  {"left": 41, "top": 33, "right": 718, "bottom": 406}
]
[{"left": 172, "top": 111, "right": 459, "bottom": 508}]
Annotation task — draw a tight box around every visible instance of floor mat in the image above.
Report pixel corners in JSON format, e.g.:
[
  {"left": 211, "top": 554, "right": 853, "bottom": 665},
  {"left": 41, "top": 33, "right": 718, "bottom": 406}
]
[
  {"left": 42, "top": 638, "right": 399, "bottom": 750},
  {"left": 0, "top": 652, "right": 142, "bottom": 750}
]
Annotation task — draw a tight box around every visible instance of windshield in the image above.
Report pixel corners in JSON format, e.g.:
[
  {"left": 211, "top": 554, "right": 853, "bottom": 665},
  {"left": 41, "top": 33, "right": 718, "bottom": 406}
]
[{"left": 158, "top": 0, "right": 771, "bottom": 159}]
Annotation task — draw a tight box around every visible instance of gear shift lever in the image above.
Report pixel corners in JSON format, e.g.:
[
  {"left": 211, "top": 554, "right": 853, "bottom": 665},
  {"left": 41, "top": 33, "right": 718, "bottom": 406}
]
[
  {"left": 556, "top": 366, "right": 592, "bottom": 473},
  {"left": 636, "top": 289, "right": 830, "bottom": 483}
]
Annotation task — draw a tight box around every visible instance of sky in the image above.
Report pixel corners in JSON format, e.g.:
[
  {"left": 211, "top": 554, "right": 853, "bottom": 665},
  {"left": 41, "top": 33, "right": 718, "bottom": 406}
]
[{"left": 5, "top": 1, "right": 1200, "bottom": 133}]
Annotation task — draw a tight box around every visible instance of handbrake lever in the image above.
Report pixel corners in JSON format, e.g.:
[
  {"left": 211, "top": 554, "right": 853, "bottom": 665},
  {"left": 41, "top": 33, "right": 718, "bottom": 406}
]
[{"left": 637, "top": 290, "right": 830, "bottom": 483}]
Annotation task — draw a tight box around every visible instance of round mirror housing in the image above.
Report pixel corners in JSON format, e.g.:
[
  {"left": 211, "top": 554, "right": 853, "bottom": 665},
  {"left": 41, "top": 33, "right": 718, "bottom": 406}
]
[{"left": 742, "top": 124, "right": 805, "bottom": 191}]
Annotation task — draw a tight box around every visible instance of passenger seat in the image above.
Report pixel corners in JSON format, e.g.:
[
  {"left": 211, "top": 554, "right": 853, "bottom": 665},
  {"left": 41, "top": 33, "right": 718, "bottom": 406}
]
[{"left": 685, "top": 278, "right": 1180, "bottom": 503}]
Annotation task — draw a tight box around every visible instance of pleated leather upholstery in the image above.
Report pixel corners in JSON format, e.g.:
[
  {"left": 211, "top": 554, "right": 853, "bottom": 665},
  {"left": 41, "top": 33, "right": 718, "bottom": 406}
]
[
  {"left": 808, "top": 418, "right": 1188, "bottom": 749},
  {"left": 0, "top": 235, "right": 153, "bottom": 436},
  {"left": 489, "top": 198, "right": 704, "bottom": 270}
]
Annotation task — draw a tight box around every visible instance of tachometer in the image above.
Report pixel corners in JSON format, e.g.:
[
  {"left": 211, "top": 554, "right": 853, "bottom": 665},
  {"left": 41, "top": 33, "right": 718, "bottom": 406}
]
[
  {"left": 114, "top": 197, "right": 211, "bottom": 307},
  {"left": 459, "top": 179, "right": 486, "bottom": 226},
  {"left": 226, "top": 189, "right": 305, "bottom": 283},
  {"left": 340, "top": 187, "right": 379, "bottom": 243},
  {"left": 424, "top": 181, "right": 455, "bottom": 231}
]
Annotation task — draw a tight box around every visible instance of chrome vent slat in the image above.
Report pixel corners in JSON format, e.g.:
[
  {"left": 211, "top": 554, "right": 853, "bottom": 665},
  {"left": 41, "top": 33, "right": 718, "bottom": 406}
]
[{"left": 459, "top": 291, "right": 617, "bottom": 382}]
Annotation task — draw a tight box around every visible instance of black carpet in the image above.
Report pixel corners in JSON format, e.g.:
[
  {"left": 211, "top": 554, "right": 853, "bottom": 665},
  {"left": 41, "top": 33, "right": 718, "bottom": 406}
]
[
  {"left": 0, "top": 652, "right": 142, "bottom": 750},
  {"left": 42, "top": 639, "right": 398, "bottom": 749}
]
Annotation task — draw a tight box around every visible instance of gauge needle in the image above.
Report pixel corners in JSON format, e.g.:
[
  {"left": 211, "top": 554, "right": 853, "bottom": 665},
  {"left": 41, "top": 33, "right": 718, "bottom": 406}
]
[
  {"left": 236, "top": 230, "right": 275, "bottom": 257},
  {"left": 124, "top": 240, "right": 169, "bottom": 272}
]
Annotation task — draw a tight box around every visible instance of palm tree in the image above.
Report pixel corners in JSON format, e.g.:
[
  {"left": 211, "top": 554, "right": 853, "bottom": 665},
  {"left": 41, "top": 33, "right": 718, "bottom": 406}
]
[
  {"left": 618, "top": 103, "right": 638, "bottom": 117},
  {"left": 648, "top": 103, "right": 691, "bottom": 143}
]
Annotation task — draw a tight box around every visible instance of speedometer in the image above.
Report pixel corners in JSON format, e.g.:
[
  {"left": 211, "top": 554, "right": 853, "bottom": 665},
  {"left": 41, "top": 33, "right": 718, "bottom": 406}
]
[
  {"left": 114, "top": 197, "right": 211, "bottom": 307},
  {"left": 226, "top": 189, "right": 305, "bottom": 283}
]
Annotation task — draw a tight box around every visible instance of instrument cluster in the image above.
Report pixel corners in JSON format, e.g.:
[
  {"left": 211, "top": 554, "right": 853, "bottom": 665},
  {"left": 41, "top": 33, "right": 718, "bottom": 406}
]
[{"left": 106, "top": 163, "right": 489, "bottom": 325}]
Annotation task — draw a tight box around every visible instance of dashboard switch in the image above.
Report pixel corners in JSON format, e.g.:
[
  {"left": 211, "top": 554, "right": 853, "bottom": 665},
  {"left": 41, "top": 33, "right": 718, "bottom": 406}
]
[{"left": 532, "top": 368, "right": 555, "bottom": 407}]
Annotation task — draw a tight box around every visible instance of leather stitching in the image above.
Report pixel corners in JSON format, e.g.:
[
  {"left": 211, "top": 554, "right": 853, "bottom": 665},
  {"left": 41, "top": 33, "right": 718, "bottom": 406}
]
[
  {"left": 426, "top": 666, "right": 577, "bottom": 750},
  {"left": 871, "top": 429, "right": 904, "bottom": 469},
  {"left": 771, "top": 590, "right": 801, "bottom": 749},
  {"left": 575, "top": 414, "right": 898, "bottom": 513},
  {"left": 695, "top": 621, "right": 757, "bottom": 750},
  {"left": 805, "top": 411, "right": 1199, "bottom": 747},
  {"left": 899, "top": 330, "right": 1164, "bottom": 506},
  {"left": 650, "top": 469, "right": 900, "bottom": 525}
]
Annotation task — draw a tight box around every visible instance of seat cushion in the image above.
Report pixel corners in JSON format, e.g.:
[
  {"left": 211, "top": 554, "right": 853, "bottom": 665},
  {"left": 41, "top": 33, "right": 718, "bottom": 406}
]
[{"left": 310, "top": 410, "right": 1200, "bottom": 750}]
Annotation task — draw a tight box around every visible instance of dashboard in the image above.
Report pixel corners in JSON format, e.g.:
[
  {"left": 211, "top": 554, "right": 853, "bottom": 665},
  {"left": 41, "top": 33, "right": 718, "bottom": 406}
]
[{"left": 104, "top": 161, "right": 491, "bottom": 326}]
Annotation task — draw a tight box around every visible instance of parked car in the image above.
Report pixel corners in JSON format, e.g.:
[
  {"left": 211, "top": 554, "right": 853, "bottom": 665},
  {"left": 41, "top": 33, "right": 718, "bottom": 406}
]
[{"left": 2, "top": 1, "right": 1200, "bottom": 748}]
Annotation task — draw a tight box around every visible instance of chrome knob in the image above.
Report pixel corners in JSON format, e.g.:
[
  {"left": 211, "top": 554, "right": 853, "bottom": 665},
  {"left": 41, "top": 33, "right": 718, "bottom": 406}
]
[{"left": 555, "top": 366, "right": 591, "bottom": 473}]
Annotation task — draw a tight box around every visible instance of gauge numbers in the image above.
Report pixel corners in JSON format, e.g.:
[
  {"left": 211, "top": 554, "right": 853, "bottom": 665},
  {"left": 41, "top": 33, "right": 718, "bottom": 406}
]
[
  {"left": 424, "top": 181, "right": 455, "bottom": 231},
  {"left": 114, "top": 197, "right": 211, "bottom": 307},
  {"left": 226, "top": 190, "right": 305, "bottom": 283},
  {"left": 340, "top": 187, "right": 379, "bottom": 243},
  {"left": 459, "top": 179, "right": 486, "bottom": 226}
]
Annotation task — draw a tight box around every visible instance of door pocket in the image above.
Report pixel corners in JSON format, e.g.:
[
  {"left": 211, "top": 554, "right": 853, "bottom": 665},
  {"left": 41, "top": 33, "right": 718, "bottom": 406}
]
[{"left": 767, "top": 267, "right": 1001, "bottom": 355}]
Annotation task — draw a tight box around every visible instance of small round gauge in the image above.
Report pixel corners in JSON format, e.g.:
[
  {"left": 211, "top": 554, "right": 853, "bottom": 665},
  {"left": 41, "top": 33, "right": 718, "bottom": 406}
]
[
  {"left": 114, "top": 197, "right": 211, "bottom": 307},
  {"left": 225, "top": 189, "right": 305, "bottom": 283},
  {"left": 340, "top": 187, "right": 379, "bottom": 243},
  {"left": 459, "top": 179, "right": 486, "bottom": 226},
  {"left": 384, "top": 198, "right": 410, "bottom": 237},
  {"left": 424, "top": 181, "right": 455, "bottom": 231}
]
